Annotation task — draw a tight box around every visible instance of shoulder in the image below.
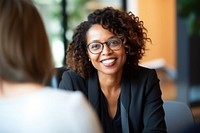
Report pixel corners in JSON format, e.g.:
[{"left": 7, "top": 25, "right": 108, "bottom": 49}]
[
  {"left": 41, "top": 88, "right": 103, "bottom": 133},
  {"left": 37, "top": 88, "right": 86, "bottom": 103},
  {"left": 127, "top": 66, "right": 158, "bottom": 81},
  {"left": 35, "top": 88, "right": 91, "bottom": 114},
  {"left": 131, "top": 66, "right": 161, "bottom": 95},
  {"left": 59, "top": 70, "right": 87, "bottom": 92},
  {"left": 61, "top": 70, "right": 84, "bottom": 81},
  {"left": 124, "top": 66, "right": 160, "bottom": 94},
  {"left": 137, "top": 66, "right": 159, "bottom": 85},
  {"left": 137, "top": 66, "right": 156, "bottom": 74},
  {"left": 26, "top": 88, "right": 102, "bottom": 133}
]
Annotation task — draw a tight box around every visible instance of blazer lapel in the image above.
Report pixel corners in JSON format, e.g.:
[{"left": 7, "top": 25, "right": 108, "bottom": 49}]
[
  {"left": 120, "top": 72, "right": 131, "bottom": 133},
  {"left": 121, "top": 74, "right": 131, "bottom": 110},
  {"left": 88, "top": 71, "right": 100, "bottom": 111}
]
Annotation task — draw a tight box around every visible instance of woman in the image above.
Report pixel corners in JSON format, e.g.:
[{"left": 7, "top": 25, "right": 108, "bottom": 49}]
[
  {"left": 59, "top": 7, "right": 166, "bottom": 133},
  {"left": 0, "top": 0, "right": 102, "bottom": 133}
]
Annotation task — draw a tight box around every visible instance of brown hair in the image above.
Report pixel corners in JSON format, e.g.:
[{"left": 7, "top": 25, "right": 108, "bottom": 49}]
[
  {"left": 66, "top": 7, "right": 151, "bottom": 78},
  {"left": 0, "top": 0, "right": 54, "bottom": 84}
]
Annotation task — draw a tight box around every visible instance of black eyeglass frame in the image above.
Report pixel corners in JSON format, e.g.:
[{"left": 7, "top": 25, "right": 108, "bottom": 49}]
[{"left": 87, "top": 37, "right": 126, "bottom": 54}]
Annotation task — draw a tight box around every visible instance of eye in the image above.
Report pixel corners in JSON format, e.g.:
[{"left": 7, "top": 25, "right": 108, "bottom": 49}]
[
  {"left": 108, "top": 38, "right": 121, "bottom": 46},
  {"left": 89, "top": 43, "right": 102, "bottom": 50}
]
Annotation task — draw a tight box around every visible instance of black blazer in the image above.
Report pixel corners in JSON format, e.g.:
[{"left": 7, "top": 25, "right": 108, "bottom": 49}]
[{"left": 59, "top": 66, "right": 167, "bottom": 133}]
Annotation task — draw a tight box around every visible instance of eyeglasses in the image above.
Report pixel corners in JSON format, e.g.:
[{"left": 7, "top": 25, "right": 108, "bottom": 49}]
[{"left": 87, "top": 37, "right": 125, "bottom": 54}]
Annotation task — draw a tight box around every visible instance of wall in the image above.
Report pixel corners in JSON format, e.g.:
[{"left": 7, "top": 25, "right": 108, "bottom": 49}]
[{"left": 128, "top": 0, "right": 176, "bottom": 71}]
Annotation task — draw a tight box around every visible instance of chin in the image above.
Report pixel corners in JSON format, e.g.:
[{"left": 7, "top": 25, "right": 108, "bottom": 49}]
[{"left": 101, "top": 69, "right": 120, "bottom": 75}]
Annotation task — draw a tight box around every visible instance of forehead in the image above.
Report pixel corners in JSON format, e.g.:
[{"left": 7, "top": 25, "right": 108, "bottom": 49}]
[{"left": 86, "top": 24, "right": 114, "bottom": 42}]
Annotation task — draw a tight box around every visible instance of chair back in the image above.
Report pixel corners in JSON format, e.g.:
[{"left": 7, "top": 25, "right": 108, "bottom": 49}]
[
  {"left": 48, "top": 66, "right": 67, "bottom": 88},
  {"left": 163, "top": 101, "right": 194, "bottom": 133}
]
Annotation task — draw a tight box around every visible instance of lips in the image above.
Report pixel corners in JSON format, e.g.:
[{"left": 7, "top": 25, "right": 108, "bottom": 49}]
[{"left": 101, "top": 58, "right": 116, "bottom": 66}]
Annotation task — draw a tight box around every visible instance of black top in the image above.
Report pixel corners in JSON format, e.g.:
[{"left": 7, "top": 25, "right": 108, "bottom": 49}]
[
  {"left": 59, "top": 66, "right": 167, "bottom": 133},
  {"left": 100, "top": 91, "right": 122, "bottom": 133}
]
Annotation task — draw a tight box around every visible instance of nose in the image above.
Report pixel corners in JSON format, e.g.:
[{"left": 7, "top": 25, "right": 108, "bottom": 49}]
[{"left": 101, "top": 43, "right": 112, "bottom": 55}]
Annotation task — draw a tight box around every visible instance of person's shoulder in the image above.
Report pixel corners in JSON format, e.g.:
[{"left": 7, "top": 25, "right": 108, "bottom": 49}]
[
  {"left": 124, "top": 66, "right": 158, "bottom": 83},
  {"left": 42, "top": 87, "right": 85, "bottom": 100},
  {"left": 131, "top": 66, "right": 156, "bottom": 76},
  {"left": 28, "top": 88, "right": 103, "bottom": 133},
  {"left": 41, "top": 88, "right": 94, "bottom": 116},
  {"left": 64, "top": 69, "right": 79, "bottom": 75},
  {"left": 60, "top": 69, "right": 85, "bottom": 85},
  {"left": 137, "top": 65, "right": 155, "bottom": 72},
  {"left": 38, "top": 88, "right": 90, "bottom": 109},
  {"left": 62, "top": 69, "right": 83, "bottom": 79}
]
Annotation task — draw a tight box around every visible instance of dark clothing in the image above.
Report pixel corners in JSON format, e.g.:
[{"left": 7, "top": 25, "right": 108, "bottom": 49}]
[
  {"left": 100, "top": 91, "right": 122, "bottom": 133},
  {"left": 59, "top": 66, "right": 167, "bottom": 133}
]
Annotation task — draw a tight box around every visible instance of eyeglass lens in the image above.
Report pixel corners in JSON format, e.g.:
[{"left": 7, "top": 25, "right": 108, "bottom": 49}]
[{"left": 88, "top": 38, "right": 122, "bottom": 54}]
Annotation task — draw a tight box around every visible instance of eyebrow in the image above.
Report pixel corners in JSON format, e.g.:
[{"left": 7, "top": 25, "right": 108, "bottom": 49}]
[{"left": 88, "top": 35, "right": 117, "bottom": 44}]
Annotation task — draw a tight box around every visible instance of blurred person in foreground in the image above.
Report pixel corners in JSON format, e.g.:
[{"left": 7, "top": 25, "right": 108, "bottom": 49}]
[
  {"left": 59, "top": 7, "right": 167, "bottom": 133},
  {"left": 0, "top": 0, "right": 102, "bottom": 133}
]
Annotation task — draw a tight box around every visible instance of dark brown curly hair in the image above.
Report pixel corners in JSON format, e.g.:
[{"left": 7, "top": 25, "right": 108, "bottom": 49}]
[{"left": 66, "top": 7, "right": 151, "bottom": 78}]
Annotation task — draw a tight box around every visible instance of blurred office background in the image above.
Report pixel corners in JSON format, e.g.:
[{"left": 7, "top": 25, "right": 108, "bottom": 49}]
[{"left": 33, "top": 0, "right": 200, "bottom": 122}]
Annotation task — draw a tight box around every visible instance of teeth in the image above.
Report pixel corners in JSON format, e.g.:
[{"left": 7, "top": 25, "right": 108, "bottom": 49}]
[{"left": 102, "top": 59, "right": 115, "bottom": 64}]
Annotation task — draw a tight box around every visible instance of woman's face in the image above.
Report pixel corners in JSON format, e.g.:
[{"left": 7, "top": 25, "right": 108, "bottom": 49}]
[{"left": 86, "top": 24, "right": 126, "bottom": 76}]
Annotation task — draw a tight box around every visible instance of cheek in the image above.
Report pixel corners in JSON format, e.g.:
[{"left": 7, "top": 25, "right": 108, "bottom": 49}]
[
  {"left": 122, "top": 53, "right": 127, "bottom": 63},
  {"left": 88, "top": 52, "right": 99, "bottom": 62},
  {"left": 119, "top": 49, "right": 127, "bottom": 63},
  {"left": 89, "top": 56, "right": 99, "bottom": 69}
]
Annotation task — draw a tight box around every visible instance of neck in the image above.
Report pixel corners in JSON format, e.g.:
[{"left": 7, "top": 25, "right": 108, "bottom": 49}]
[
  {"left": 0, "top": 80, "right": 43, "bottom": 98},
  {"left": 98, "top": 70, "right": 122, "bottom": 94}
]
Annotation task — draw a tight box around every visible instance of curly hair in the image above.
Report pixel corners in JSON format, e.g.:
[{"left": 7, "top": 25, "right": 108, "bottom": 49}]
[{"left": 66, "top": 7, "right": 151, "bottom": 78}]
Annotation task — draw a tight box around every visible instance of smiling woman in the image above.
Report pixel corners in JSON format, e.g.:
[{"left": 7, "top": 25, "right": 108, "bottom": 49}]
[{"left": 59, "top": 7, "right": 167, "bottom": 133}]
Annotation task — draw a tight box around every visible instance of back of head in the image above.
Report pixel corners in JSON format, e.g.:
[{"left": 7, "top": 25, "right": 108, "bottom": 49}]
[{"left": 0, "top": 0, "right": 54, "bottom": 84}]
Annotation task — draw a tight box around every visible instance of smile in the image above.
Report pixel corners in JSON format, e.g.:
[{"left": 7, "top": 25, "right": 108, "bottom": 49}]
[{"left": 101, "top": 58, "right": 116, "bottom": 66}]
